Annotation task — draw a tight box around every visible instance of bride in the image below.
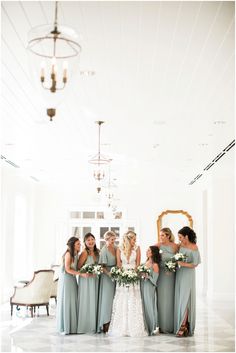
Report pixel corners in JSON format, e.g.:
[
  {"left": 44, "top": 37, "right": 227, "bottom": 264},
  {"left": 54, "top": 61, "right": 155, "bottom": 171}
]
[{"left": 108, "top": 231, "right": 147, "bottom": 337}]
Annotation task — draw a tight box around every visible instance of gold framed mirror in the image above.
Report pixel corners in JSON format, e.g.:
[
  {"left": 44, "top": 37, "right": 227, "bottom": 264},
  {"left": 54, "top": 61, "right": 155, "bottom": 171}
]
[{"left": 157, "top": 210, "right": 193, "bottom": 242}]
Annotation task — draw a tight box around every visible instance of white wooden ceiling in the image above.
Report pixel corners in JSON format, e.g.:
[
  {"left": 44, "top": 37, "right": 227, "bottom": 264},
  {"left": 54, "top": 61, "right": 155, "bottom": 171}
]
[{"left": 1, "top": 1, "right": 235, "bottom": 192}]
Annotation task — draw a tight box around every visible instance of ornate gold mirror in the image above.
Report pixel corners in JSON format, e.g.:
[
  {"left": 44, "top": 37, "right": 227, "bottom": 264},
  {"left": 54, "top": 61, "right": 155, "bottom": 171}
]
[{"left": 157, "top": 210, "right": 193, "bottom": 242}]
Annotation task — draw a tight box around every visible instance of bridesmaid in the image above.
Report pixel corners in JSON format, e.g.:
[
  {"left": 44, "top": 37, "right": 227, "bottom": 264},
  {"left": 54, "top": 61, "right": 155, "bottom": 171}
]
[
  {"left": 77, "top": 233, "right": 100, "bottom": 334},
  {"left": 56, "top": 236, "right": 81, "bottom": 334},
  {"left": 174, "top": 226, "right": 201, "bottom": 337},
  {"left": 97, "top": 231, "right": 117, "bottom": 333},
  {"left": 156, "top": 228, "right": 178, "bottom": 333},
  {"left": 140, "top": 246, "right": 161, "bottom": 336}
]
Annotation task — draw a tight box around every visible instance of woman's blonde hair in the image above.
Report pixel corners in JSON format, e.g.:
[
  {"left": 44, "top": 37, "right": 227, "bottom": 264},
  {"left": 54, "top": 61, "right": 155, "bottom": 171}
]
[
  {"left": 120, "top": 231, "right": 136, "bottom": 258},
  {"left": 161, "top": 227, "right": 175, "bottom": 242},
  {"left": 104, "top": 230, "right": 116, "bottom": 241}
]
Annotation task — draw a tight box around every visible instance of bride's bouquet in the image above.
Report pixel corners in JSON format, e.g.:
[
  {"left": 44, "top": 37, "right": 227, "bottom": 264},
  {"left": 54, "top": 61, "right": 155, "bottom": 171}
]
[
  {"left": 110, "top": 267, "right": 139, "bottom": 287},
  {"left": 120, "top": 269, "right": 139, "bottom": 287},
  {"left": 80, "top": 264, "right": 103, "bottom": 276},
  {"left": 136, "top": 264, "right": 151, "bottom": 278},
  {"left": 164, "top": 253, "right": 188, "bottom": 273}
]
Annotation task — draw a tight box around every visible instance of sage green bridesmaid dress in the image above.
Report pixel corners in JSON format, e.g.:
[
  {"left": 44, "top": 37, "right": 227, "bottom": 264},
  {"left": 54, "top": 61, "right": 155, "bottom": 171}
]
[
  {"left": 140, "top": 268, "right": 159, "bottom": 335},
  {"left": 77, "top": 254, "right": 99, "bottom": 334},
  {"left": 97, "top": 246, "right": 117, "bottom": 333},
  {"left": 157, "top": 245, "right": 176, "bottom": 333},
  {"left": 174, "top": 247, "right": 201, "bottom": 336},
  {"left": 56, "top": 254, "right": 78, "bottom": 334}
]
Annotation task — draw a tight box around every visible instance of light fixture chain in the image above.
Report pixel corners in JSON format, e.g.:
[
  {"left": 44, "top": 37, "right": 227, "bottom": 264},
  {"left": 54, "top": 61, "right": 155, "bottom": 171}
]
[{"left": 54, "top": 1, "right": 59, "bottom": 30}]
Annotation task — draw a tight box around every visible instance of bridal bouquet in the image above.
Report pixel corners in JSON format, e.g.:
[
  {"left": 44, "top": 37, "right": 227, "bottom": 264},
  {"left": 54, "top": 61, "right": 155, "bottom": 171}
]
[
  {"left": 164, "top": 253, "right": 188, "bottom": 273},
  {"left": 80, "top": 264, "right": 103, "bottom": 276},
  {"left": 119, "top": 269, "right": 139, "bottom": 287},
  {"left": 110, "top": 267, "right": 139, "bottom": 287},
  {"left": 137, "top": 264, "right": 151, "bottom": 278}
]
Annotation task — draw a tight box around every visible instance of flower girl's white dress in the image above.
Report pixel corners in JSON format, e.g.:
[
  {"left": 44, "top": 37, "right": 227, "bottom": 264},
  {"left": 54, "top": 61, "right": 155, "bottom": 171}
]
[{"left": 108, "top": 247, "right": 147, "bottom": 337}]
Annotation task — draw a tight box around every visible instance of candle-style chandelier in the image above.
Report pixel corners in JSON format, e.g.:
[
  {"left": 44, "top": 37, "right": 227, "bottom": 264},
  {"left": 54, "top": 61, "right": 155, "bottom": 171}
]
[
  {"left": 89, "top": 121, "right": 110, "bottom": 193},
  {"left": 105, "top": 161, "right": 117, "bottom": 208},
  {"left": 27, "top": 1, "right": 81, "bottom": 94}
]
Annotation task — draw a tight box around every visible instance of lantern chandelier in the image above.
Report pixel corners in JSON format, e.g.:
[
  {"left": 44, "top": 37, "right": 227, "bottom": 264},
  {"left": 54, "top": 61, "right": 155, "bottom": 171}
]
[
  {"left": 27, "top": 1, "right": 81, "bottom": 94},
  {"left": 89, "top": 121, "right": 110, "bottom": 193},
  {"left": 105, "top": 161, "right": 117, "bottom": 208}
]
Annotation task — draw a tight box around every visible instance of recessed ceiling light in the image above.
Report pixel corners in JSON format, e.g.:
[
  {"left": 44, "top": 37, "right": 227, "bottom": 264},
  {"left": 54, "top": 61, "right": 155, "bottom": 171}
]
[
  {"left": 80, "top": 70, "right": 96, "bottom": 76},
  {"left": 213, "top": 120, "right": 226, "bottom": 125}
]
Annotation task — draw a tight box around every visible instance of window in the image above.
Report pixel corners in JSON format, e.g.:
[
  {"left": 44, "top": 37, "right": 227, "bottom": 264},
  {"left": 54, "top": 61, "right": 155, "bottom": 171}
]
[
  {"left": 70, "top": 211, "right": 81, "bottom": 218},
  {"left": 82, "top": 212, "right": 95, "bottom": 219},
  {"left": 13, "top": 194, "right": 27, "bottom": 281},
  {"left": 69, "top": 208, "right": 137, "bottom": 250}
]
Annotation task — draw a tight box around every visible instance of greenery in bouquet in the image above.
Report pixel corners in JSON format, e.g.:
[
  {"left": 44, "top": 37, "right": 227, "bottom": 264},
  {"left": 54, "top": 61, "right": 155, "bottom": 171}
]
[
  {"left": 164, "top": 253, "right": 188, "bottom": 273},
  {"left": 164, "top": 259, "right": 177, "bottom": 272},
  {"left": 110, "top": 266, "right": 140, "bottom": 287},
  {"left": 137, "top": 264, "right": 151, "bottom": 278},
  {"left": 80, "top": 264, "right": 103, "bottom": 276},
  {"left": 110, "top": 266, "right": 123, "bottom": 282},
  {"left": 172, "top": 253, "right": 188, "bottom": 262},
  {"left": 119, "top": 268, "right": 139, "bottom": 287}
]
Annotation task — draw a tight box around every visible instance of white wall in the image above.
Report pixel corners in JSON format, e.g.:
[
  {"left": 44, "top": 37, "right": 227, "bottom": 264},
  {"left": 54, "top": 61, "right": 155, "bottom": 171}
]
[
  {"left": 204, "top": 152, "right": 234, "bottom": 300},
  {"left": 1, "top": 165, "right": 36, "bottom": 302}
]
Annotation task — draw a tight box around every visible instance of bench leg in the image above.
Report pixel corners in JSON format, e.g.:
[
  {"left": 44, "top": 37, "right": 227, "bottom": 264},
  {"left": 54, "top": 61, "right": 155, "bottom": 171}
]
[
  {"left": 30, "top": 306, "right": 33, "bottom": 318},
  {"left": 46, "top": 304, "right": 49, "bottom": 316}
]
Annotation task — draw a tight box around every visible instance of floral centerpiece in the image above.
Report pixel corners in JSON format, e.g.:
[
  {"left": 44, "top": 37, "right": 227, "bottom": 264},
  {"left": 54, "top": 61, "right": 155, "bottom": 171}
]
[
  {"left": 164, "top": 253, "right": 188, "bottom": 273},
  {"left": 80, "top": 264, "right": 103, "bottom": 276},
  {"left": 137, "top": 264, "right": 151, "bottom": 278}
]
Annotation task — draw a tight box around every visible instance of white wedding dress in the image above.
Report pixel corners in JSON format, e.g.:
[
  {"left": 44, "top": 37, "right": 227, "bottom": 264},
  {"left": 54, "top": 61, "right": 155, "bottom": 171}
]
[{"left": 108, "top": 248, "right": 147, "bottom": 337}]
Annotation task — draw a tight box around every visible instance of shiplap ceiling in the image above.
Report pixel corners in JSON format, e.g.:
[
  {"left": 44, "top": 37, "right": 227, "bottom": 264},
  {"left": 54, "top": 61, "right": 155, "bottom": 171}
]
[{"left": 1, "top": 1, "right": 235, "bottom": 192}]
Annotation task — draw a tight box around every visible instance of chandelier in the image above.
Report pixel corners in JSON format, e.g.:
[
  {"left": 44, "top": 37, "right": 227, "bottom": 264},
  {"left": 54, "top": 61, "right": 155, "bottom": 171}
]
[
  {"left": 105, "top": 162, "right": 117, "bottom": 208},
  {"left": 89, "top": 121, "right": 110, "bottom": 193},
  {"left": 27, "top": 1, "right": 81, "bottom": 95}
]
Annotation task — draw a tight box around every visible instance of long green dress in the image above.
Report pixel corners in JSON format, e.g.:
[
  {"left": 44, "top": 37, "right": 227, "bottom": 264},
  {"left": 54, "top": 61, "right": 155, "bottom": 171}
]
[
  {"left": 140, "top": 268, "right": 159, "bottom": 335},
  {"left": 174, "top": 247, "right": 201, "bottom": 336},
  {"left": 97, "top": 246, "right": 117, "bottom": 333},
  {"left": 77, "top": 254, "right": 99, "bottom": 334},
  {"left": 56, "top": 254, "right": 78, "bottom": 334},
  {"left": 157, "top": 245, "right": 176, "bottom": 333}
]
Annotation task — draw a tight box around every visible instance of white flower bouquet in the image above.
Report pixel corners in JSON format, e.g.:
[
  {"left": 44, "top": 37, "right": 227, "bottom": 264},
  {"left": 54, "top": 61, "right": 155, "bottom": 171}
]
[
  {"left": 164, "top": 253, "right": 188, "bottom": 273},
  {"left": 110, "top": 266, "right": 123, "bottom": 282},
  {"left": 80, "top": 264, "right": 103, "bottom": 276},
  {"left": 172, "top": 253, "right": 187, "bottom": 262},
  {"left": 119, "top": 268, "right": 139, "bottom": 287},
  {"left": 164, "top": 259, "right": 177, "bottom": 272},
  {"left": 137, "top": 264, "right": 151, "bottom": 278},
  {"left": 110, "top": 267, "right": 140, "bottom": 287}
]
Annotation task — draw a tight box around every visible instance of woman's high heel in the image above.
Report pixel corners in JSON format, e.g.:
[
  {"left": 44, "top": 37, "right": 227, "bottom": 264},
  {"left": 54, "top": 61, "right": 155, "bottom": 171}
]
[{"left": 176, "top": 323, "right": 189, "bottom": 337}]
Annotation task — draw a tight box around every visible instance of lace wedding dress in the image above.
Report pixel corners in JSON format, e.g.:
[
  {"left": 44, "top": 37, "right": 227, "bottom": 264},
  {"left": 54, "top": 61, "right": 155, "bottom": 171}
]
[{"left": 108, "top": 248, "right": 147, "bottom": 337}]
